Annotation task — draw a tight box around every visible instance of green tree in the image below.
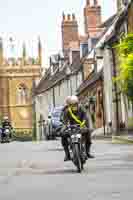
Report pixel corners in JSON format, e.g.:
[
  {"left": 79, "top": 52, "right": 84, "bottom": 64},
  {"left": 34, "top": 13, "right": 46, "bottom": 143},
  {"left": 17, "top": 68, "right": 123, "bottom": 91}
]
[{"left": 115, "top": 33, "right": 133, "bottom": 102}]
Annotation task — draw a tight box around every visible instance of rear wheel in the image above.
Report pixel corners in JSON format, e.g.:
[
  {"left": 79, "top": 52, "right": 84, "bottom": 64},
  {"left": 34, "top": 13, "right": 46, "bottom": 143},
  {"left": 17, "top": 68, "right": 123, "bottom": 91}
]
[{"left": 74, "top": 143, "right": 82, "bottom": 173}]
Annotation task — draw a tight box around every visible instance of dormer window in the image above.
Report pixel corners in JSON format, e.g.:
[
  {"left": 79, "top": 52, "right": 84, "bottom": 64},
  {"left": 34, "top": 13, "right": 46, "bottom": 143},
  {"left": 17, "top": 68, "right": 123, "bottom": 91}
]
[{"left": 65, "top": 66, "right": 71, "bottom": 76}]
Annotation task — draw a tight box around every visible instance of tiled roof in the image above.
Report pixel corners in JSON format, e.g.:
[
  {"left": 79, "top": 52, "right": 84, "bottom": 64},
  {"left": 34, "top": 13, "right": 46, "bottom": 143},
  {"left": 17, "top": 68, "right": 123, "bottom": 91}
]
[
  {"left": 99, "top": 14, "right": 117, "bottom": 28},
  {"left": 34, "top": 58, "right": 82, "bottom": 95},
  {"left": 96, "top": 3, "right": 132, "bottom": 48}
]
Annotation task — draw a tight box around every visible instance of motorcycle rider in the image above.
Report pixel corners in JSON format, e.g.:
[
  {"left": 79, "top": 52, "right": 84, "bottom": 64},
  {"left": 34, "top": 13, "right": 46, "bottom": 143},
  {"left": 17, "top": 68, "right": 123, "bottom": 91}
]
[
  {"left": 1, "top": 116, "right": 12, "bottom": 139},
  {"left": 60, "top": 96, "right": 71, "bottom": 124},
  {"left": 61, "top": 96, "right": 94, "bottom": 161},
  {"left": 60, "top": 96, "right": 72, "bottom": 161}
]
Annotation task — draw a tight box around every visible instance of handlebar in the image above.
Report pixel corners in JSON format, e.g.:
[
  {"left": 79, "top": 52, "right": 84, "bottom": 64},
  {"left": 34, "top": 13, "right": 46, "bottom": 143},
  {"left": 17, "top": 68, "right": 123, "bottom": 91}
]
[{"left": 66, "top": 124, "right": 80, "bottom": 129}]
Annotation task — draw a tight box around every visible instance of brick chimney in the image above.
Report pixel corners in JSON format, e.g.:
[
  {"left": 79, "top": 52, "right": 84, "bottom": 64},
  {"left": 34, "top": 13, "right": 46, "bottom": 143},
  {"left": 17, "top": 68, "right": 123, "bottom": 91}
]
[
  {"left": 61, "top": 13, "right": 79, "bottom": 58},
  {"left": 84, "top": 0, "right": 102, "bottom": 37}
]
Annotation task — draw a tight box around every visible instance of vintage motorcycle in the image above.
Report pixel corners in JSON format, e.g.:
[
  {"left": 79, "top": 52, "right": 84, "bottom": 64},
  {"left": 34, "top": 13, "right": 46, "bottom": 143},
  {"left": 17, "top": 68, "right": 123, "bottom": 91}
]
[{"left": 64, "top": 124, "right": 87, "bottom": 173}]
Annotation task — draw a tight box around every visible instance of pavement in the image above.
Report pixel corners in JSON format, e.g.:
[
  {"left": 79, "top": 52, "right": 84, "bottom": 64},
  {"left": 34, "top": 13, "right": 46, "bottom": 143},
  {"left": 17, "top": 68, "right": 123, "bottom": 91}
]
[
  {"left": 92, "top": 127, "right": 133, "bottom": 144},
  {"left": 0, "top": 140, "right": 133, "bottom": 200}
]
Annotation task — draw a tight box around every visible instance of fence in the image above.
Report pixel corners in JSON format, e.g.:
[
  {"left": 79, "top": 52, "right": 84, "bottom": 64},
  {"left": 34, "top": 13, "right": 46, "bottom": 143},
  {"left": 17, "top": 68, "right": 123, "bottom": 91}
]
[{"left": 12, "top": 128, "right": 33, "bottom": 141}]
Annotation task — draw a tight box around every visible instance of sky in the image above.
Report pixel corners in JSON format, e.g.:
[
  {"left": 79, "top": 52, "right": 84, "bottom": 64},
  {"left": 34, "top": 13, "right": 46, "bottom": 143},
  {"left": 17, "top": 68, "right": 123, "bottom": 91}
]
[{"left": 0, "top": 0, "right": 117, "bottom": 66}]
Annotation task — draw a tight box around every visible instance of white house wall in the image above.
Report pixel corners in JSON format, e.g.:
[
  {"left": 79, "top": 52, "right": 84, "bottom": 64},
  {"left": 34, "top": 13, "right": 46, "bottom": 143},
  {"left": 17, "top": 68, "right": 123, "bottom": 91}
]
[
  {"left": 97, "top": 58, "right": 104, "bottom": 72},
  {"left": 54, "top": 85, "right": 59, "bottom": 107},
  {"left": 71, "top": 75, "right": 77, "bottom": 95},
  {"left": 77, "top": 72, "right": 82, "bottom": 88},
  {"left": 67, "top": 79, "right": 72, "bottom": 96}
]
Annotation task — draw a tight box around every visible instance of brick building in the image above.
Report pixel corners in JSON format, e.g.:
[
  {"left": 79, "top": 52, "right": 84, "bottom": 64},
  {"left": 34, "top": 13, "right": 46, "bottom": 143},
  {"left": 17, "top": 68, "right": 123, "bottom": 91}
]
[
  {"left": 84, "top": 0, "right": 102, "bottom": 37},
  {"left": 61, "top": 13, "right": 79, "bottom": 58}
]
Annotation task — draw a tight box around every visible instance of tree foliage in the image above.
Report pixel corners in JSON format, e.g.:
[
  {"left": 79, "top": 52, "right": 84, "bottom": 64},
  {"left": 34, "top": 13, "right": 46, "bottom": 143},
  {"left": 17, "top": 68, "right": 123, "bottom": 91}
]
[{"left": 115, "top": 33, "right": 133, "bottom": 101}]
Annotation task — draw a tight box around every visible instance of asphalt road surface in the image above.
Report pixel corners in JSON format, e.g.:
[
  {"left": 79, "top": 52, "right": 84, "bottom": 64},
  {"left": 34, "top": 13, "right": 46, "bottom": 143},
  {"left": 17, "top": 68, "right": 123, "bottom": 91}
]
[{"left": 0, "top": 139, "right": 133, "bottom": 200}]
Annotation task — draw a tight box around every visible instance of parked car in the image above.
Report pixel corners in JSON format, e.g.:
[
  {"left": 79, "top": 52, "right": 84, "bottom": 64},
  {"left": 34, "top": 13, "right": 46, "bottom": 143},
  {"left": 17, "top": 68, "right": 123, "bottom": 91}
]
[
  {"left": 44, "top": 106, "right": 63, "bottom": 140},
  {"left": 51, "top": 106, "right": 63, "bottom": 136}
]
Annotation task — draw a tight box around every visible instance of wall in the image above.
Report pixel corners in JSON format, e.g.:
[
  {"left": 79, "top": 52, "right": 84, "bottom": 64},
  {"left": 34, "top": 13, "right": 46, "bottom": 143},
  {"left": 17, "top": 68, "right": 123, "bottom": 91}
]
[{"left": 9, "top": 77, "right": 33, "bottom": 129}]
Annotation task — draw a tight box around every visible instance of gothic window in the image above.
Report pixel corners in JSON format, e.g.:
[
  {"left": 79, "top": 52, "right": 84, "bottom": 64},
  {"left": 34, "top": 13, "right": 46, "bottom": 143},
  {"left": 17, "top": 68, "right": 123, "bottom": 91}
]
[{"left": 17, "top": 84, "right": 29, "bottom": 105}]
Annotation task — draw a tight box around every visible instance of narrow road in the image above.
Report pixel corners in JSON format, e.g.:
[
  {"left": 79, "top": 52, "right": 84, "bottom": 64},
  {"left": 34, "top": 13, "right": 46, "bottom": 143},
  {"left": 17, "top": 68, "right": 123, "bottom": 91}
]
[{"left": 0, "top": 139, "right": 133, "bottom": 200}]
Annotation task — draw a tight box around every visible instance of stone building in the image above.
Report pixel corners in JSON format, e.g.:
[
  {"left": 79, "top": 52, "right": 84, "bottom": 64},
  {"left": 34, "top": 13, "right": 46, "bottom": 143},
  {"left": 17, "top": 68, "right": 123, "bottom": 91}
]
[{"left": 0, "top": 38, "right": 41, "bottom": 135}]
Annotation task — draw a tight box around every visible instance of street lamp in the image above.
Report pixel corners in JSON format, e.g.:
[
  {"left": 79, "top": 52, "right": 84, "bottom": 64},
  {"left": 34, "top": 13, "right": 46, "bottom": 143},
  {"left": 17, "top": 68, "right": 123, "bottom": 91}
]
[{"left": 88, "top": 96, "right": 96, "bottom": 128}]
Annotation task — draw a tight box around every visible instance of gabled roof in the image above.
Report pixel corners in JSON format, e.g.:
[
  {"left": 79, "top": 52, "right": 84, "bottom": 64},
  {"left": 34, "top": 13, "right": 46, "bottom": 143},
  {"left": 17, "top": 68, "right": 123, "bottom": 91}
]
[
  {"left": 96, "top": 2, "right": 132, "bottom": 48},
  {"left": 99, "top": 14, "right": 117, "bottom": 29}
]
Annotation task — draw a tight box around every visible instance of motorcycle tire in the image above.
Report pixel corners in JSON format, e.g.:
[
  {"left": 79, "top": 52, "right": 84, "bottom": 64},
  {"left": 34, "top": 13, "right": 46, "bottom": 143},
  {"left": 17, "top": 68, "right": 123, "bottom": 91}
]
[{"left": 73, "top": 143, "right": 83, "bottom": 173}]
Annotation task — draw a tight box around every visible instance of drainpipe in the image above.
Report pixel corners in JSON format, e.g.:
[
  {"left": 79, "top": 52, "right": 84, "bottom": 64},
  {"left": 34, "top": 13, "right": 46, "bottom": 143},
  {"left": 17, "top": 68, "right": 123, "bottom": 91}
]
[
  {"left": 111, "top": 47, "right": 120, "bottom": 135},
  {"left": 53, "top": 88, "right": 55, "bottom": 107}
]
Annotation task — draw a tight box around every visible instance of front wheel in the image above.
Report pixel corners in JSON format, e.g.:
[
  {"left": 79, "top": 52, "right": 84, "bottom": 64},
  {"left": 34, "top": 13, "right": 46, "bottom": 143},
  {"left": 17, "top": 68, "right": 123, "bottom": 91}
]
[{"left": 73, "top": 143, "right": 82, "bottom": 173}]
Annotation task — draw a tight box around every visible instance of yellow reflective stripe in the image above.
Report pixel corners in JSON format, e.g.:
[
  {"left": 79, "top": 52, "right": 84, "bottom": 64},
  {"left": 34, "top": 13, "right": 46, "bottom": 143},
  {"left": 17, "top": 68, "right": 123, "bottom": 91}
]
[
  {"left": 68, "top": 107, "right": 82, "bottom": 125},
  {"left": 81, "top": 120, "right": 85, "bottom": 128}
]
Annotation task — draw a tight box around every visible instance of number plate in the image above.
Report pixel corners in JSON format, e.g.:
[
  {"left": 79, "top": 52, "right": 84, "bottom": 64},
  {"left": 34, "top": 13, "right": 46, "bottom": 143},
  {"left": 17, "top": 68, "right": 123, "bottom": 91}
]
[{"left": 71, "top": 136, "right": 79, "bottom": 143}]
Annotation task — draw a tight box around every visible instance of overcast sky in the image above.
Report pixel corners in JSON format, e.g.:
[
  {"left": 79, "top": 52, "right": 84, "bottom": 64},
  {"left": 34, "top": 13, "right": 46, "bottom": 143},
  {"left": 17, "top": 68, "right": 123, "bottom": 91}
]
[{"left": 0, "top": 0, "right": 116, "bottom": 66}]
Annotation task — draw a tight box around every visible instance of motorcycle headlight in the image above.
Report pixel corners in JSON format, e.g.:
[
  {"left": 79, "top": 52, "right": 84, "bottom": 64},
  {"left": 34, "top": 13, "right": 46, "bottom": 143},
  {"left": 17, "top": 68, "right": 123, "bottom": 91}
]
[
  {"left": 77, "top": 134, "right": 81, "bottom": 138},
  {"left": 71, "top": 135, "right": 75, "bottom": 139},
  {"left": 71, "top": 134, "right": 81, "bottom": 138}
]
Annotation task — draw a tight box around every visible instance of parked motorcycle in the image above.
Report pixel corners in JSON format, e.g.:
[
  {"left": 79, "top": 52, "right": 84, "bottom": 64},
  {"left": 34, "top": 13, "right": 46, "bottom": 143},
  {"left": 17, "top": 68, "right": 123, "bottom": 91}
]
[
  {"left": 64, "top": 125, "right": 87, "bottom": 173},
  {"left": 1, "top": 126, "right": 11, "bottom": 143}
]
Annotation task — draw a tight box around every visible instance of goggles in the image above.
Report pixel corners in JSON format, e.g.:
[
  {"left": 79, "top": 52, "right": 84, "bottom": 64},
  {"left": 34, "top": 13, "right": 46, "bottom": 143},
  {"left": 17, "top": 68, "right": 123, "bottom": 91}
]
[{"left": 70, "top": 104, "right": 78, "bottom": 111}]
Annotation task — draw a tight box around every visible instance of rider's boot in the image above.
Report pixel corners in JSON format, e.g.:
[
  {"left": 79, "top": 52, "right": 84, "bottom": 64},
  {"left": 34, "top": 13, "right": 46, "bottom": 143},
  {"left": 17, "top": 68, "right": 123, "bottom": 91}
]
[
  {"left": 86, "top": 144, "right": 94, "bottom": 159},
  {"left": 64, "top": 146, "right": 71, "bottom": 161}
]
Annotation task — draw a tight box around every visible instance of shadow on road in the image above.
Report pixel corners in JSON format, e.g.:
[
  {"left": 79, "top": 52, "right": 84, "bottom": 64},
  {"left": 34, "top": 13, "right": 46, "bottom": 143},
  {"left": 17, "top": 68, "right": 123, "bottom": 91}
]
[
  {"left": 47, "top": 148, "right": 63, "bottom": 152},
  {"left": 14, "top": 168, "right": 79, "bottom": 176},
  {"left": 42, "top": 168, "right": 77, "bottom": 175}
]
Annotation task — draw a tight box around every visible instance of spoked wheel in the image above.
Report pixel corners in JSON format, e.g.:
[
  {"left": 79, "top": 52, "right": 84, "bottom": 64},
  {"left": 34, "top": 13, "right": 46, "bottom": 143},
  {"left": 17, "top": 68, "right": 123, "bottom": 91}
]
[{"left": 74, "top": 143, "right": 83, "bottom": 173}]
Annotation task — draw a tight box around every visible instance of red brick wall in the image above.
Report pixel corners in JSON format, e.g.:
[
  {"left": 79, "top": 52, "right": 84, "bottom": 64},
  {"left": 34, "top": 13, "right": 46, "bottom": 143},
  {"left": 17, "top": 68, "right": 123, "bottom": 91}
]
[
  {"left": 61, "top": 14, "right": 79, "bottom": 57},
  {"left": 84, "top": 0, "right": 102, "bottom": 37}
]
